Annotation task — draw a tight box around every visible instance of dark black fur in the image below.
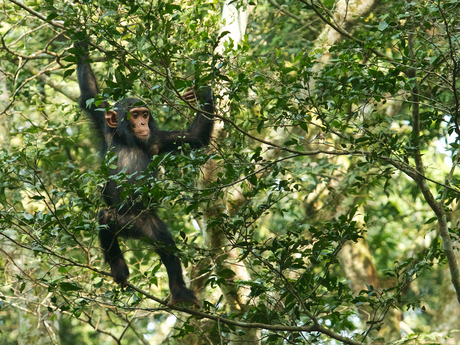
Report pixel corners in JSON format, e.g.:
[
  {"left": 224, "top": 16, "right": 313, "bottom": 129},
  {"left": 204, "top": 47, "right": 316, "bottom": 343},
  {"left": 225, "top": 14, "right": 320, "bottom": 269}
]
[{"left": 76, "top": 46, "right": 213, "bottom": 307}]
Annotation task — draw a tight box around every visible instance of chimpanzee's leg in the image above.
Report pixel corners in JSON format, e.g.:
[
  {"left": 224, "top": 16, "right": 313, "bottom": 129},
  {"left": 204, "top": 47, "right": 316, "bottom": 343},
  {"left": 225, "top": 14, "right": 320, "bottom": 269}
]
[
  {"left": 98, "top": 209, "right": 129, "bottom": 287},
  {"left": 119, "top": 212, "right": 199, "bottom": 308},
  {"left": 148, "top": 215, "right": 199, "bottom": 308}
]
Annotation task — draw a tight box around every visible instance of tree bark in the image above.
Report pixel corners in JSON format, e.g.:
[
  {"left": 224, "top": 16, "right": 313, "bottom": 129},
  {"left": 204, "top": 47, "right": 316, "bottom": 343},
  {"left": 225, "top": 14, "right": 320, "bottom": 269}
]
[{"left": 0, "top": 71, "right": 11, "bottom": 149}]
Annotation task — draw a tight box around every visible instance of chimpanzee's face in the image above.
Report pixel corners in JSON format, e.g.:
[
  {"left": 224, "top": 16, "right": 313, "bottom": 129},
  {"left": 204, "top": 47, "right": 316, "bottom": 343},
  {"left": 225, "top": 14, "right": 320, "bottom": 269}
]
[{"left": 128, "top": 107, "right": 150, "bottom": 140}]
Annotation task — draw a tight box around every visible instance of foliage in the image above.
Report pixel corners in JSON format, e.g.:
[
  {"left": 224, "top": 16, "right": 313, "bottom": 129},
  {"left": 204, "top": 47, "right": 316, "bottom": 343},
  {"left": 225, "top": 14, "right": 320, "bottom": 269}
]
[{"left": 0, "top": 0, "right": 460, "bottom": 344}]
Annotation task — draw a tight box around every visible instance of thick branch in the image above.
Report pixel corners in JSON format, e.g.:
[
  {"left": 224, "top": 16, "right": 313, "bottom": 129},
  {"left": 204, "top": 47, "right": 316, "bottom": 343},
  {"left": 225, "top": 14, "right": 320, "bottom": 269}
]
[
  {"left": 0, "top": 228, "right": 364, "bottom": 345},
  {"left": 23, "top": 64, "right": 78, "bottom": 102},
  {"left": 127, "top": 283, "right": 366, "bottom": 345},
  {"left": 408, "top": 33, "right": 460, "bottom": 304},
  {"left": 417, "top": 178, "right": 460, "bottom": 304}
]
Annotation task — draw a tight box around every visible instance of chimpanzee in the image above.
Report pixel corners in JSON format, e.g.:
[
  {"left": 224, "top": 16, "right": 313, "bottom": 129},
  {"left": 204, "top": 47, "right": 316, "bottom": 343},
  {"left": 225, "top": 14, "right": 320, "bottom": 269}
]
[{"left": 76, "top": 43, "right": 213, "bottom": 308}]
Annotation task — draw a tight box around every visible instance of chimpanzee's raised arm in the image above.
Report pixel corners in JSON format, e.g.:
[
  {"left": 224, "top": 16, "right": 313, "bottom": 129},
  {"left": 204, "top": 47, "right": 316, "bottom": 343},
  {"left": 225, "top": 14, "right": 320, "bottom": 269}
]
[
  {"left": 157, "top": 87, "right": 214, "bottom": 153},
  {"left": 76, "top": 42, "right": 106, "bottom": 137}
]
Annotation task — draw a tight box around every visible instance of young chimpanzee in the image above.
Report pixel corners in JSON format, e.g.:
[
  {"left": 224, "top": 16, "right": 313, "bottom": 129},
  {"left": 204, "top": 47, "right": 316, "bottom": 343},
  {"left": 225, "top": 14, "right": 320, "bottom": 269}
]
[{"left": 76, "top": 43, "right": 213, "bottom": 308}]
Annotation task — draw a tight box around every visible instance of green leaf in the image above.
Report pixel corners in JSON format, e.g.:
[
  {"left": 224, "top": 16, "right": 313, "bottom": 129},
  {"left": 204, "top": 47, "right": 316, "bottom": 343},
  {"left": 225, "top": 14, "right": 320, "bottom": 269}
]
[
  {"left": 59, "top": 282, "right": 81, "bottom": 292},
  {"left": 127, "top": 59, "right": 140, "bottom": 66},
  {"left": 23, "top": 212, "right": 33, "bottom": 220},
  {"left": 217, "top": 269, "right": 236, "bottom": 279},
  {"left": 299, "top": 122, "right": 308, "bottom": 133},
  {"left": 378, "top": 22, "right": 388, "bottom": 31},
  {"left": 46, "top": 13, "right": 59, "bottom": 21},
  {"left": 93, "top": 280, "right": 103, "bottom": 288},
  {"left": 127, "top": 5, "right": 140, "bottom": 15},
  {"left": 248, "top": 174, "right": 257, "bottom": 186},
  {"left": 63, "top": 69, "right": 75, "bottom": 79},
  {"left": 164, "top": 4, "right": 181, "bottom": 14},
  {"left": 425, "top": 217, "right": 438, "bottom": 224},
  {"left": 63, "top": 55, "right": 77, "bottom": 63}
]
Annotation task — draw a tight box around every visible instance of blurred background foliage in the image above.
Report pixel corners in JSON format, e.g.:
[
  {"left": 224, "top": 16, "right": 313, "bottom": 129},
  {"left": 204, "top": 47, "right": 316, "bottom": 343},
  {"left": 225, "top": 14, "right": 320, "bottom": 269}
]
[{"left": 1, "top": 0, "right": 460, "bottom": 344}]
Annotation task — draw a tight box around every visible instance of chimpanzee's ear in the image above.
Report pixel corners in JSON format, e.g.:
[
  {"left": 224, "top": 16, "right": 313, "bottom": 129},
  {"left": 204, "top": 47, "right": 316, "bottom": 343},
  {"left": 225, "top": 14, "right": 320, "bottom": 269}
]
[{"left": 105, "top": 111, "right": 118, "bottom": 128}]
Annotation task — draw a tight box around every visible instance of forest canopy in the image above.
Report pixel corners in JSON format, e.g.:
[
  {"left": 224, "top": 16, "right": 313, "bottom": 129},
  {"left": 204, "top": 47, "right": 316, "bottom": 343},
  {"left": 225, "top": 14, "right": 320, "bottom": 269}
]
[{"left": 1, "top": 0, "right": 460, "bottom": 344}]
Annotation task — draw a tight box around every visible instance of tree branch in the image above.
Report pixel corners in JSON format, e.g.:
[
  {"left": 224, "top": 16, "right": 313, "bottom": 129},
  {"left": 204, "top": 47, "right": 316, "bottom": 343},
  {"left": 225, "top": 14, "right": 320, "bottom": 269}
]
[
  {"left": 304, "top": 0, "right": 392, "bottom": 62},
  {"left": 0, "top": 207, "right": 365, "bottom": 345},
  {"left": 267, "top": 0, "right": 318, "bottom": 32},
  {"left": 407, "top": 32, "right": 460, "bottom": 304},
  {"left": 8, "top": 0, "right": 64, "bottom": 29},
  {"left": 437, "top": 0, "right": 460, "bottom": 137},
  {"left": 127, "top": 282, "right": 366, "bottom": 345},
  {"left": 0, "top": 63, "right": 64, "bottom": 116},
  {"left": 22, "top": 64, "right": 78, "bottom": 102}
]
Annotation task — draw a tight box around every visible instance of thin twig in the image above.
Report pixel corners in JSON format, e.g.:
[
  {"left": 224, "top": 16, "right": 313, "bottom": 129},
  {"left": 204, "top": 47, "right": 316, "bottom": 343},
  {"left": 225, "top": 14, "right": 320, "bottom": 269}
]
[{"left": 8, "top": 0, "right": 64, "bottom": 28}]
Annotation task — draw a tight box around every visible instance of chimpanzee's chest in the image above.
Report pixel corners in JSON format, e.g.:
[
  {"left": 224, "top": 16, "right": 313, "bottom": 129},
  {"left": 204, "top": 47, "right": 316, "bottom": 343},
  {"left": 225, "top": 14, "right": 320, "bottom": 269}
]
[{"left": 114, "top": 146, "right": 152, "bottom": 178}]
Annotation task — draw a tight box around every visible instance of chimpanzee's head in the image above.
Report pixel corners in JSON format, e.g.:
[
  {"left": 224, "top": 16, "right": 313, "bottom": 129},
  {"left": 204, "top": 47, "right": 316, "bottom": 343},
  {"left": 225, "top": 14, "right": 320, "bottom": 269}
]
[{"left": 105, "top": 98, "right": 155, "bottom": 144}]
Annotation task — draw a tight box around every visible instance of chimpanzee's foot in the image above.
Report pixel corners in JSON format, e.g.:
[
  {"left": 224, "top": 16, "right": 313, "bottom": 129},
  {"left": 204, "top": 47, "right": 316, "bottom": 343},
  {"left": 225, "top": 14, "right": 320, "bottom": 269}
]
[
  {"left": 168, "top": 286, "right": 200, "bottom": 308},
  {"left": 110, "top": 257, "right": 129, "bottom": 288}
]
